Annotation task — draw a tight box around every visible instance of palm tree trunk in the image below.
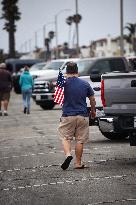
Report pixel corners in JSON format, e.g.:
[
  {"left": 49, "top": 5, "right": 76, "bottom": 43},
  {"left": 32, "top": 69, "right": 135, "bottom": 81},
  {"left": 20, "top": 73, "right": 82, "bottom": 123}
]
[{"left": 9, "top": 21, "right": 15, "bottom": 58}]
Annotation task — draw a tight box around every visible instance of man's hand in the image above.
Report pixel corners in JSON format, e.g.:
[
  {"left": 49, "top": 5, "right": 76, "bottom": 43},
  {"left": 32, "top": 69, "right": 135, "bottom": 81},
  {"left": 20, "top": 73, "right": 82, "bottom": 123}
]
[
  {"left": 89, "top": 95, "right": 96, "bottom": 119},
  {"left": 90, "top": 110, "right": 96, "bottom": 119}
]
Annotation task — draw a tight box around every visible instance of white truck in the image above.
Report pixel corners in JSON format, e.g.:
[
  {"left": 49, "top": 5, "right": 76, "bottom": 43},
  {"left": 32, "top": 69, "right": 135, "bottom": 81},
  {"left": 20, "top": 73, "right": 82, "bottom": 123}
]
[
  {"left": 99, "top": 71, "right": 136, "bottom": 145},
  {"left": 32, "top": 56, "right": 132, "bottom": 115}
]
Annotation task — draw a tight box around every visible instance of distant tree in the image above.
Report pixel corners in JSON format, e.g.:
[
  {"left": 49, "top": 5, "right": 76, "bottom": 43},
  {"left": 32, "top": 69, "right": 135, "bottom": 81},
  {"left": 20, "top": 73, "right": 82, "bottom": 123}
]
[
  {"left": 72, "top": 14, "right": 82, "bottom": 24},
  {"left": 0, "top": 0, "right": 21, "bottom": 58},
  {"left": 66, "top": 16, "right": 73, "bottom": 26},
  {"left": 48, "top": 31, "right": 55, "bottom": 41},
  {"left": 63, "top": 42, "right": 69, "bottom": 49},
  {"left": 125, "top": 23, "right": 136, "bottom": 53},
  {"left": 44, "top": 38, "right": 50, "bottom": 60}
]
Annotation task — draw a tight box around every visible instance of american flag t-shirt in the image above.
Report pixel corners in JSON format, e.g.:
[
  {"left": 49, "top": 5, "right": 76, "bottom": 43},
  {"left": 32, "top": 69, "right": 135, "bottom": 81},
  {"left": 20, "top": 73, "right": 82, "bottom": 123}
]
[{"left": 54, "top": 69, "right": 65, "bottom": 106}]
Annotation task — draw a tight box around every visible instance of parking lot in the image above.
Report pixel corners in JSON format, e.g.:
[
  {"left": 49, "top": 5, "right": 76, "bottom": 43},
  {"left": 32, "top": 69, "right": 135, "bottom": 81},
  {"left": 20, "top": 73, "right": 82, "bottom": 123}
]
[{"left": 0, "top": 92, "right": 136, "bottom": 205}]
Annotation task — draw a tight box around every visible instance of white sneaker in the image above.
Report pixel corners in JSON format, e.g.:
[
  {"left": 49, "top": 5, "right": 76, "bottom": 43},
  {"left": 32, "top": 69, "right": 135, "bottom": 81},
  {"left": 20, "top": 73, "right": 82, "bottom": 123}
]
[{"left": 3, "top": 111, "right": 8, "bottom": 116}]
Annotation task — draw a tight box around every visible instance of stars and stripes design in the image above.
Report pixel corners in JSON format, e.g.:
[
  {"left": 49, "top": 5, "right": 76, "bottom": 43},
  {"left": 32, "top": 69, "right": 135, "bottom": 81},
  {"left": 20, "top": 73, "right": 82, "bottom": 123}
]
[{"left": 54, "top": 69, "right": 66, "bottom": 106}]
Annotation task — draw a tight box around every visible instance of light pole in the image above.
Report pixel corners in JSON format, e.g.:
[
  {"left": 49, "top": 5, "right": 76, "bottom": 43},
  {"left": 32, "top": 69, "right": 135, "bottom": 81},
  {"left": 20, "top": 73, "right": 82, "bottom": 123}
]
[
  {"left": 120, "top": 0, "right": 124, "bottom": 56},
  {"left": 55, "top": 9, "right": 71, "bottom": 58},
  {"left": 35, "top": 31, "right": 38, "bottom": 49},
  {"left": 75, "top": 0, "right": 79, "bottom": 57}
]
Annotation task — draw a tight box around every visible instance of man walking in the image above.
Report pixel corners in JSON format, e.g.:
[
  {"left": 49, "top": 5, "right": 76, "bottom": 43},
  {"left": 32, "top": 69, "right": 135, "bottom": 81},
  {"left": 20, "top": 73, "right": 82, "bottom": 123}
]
[
  {"left": 58, "top": 62, "right": 96, "bottom": 170},
  {"left": 0, "top": 63, "right": 12, "bottom": 116}
]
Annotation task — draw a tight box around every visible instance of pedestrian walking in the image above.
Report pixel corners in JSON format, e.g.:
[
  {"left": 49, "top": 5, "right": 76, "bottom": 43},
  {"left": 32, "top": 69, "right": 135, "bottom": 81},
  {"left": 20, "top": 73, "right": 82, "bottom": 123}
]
[
  {"left": 19, "top": 65, "right": 34, "bottom": 114},
  {"left": 0, "top": 63, "right": 12, "bottom": 116},
  {"left": 57, "top": 62, "right": 96, "bottom": 170}
]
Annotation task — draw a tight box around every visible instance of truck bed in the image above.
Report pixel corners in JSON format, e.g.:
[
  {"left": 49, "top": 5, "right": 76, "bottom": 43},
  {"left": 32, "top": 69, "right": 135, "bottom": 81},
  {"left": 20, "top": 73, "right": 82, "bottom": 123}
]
[{"left": 102, "top": 72, "right": 136, "bottom": 115}]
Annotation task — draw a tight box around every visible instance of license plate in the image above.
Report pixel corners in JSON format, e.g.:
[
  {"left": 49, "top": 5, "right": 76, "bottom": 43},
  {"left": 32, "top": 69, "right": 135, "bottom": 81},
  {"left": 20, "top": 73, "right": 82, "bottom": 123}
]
[
  {"left": 134, "top": 117, "right": 136, "bottom": 128},
  {"left": 36, "top": 94, "right": 41, "bottom": 100}
]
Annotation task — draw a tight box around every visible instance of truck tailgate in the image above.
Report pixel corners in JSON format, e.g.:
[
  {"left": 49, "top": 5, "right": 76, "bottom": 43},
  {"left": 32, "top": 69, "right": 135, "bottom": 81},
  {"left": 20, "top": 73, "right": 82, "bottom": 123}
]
[{"left": 103, "top": 72, "right": 136, "bottom": 115}]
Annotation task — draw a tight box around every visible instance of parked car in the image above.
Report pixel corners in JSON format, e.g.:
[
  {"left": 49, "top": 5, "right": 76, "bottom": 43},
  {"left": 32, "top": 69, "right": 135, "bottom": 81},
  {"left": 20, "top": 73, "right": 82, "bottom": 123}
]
[
  {"left": 6, "top": 58, "right": 44, "bottom": 94},
  {"left": 29, "top": 62, "right": 47, "bottom": 79},
  {"left": 33, "top": 58, "right": 79, "bottom": 78},
  {"left": 32, "top": 56, "right": 130, "bottom": 111},
  {"left": 6, "top": 58, "right": 43, "bottom": 73}
]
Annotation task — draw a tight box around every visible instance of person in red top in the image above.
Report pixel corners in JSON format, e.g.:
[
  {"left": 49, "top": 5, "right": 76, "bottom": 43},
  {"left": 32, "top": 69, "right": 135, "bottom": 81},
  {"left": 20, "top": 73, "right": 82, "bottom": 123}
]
[{"left": 0, "top": 63, "right": 12, "bottom": 116}]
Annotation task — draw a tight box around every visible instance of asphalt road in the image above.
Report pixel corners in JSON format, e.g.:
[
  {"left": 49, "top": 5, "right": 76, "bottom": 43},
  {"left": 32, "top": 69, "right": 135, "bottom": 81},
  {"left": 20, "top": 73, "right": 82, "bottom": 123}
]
[{"left": 0, "top": 92, "right": 136, "bottom": 205}]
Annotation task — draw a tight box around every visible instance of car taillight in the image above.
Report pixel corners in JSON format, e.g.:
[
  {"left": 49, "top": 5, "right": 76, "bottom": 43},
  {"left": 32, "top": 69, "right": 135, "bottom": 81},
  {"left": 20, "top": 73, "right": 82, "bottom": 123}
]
[{"left": 101, "top": 79, "right": 106, "bottom": 107}]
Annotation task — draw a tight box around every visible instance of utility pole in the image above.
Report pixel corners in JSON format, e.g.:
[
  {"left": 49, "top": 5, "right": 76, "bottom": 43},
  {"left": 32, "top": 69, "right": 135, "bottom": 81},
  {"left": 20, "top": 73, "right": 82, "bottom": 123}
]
[
  {"left": 43, "top": 25, "right": 46, "bottom": 47},
  {"left": 75, "top": 0, "right": 79, "bottom": 57},
  {"left": 35, "top": 31, "right": 38, "bottom": 49},
  {"left": 120, "top": 0, "right": 124, "bottom": 56}
]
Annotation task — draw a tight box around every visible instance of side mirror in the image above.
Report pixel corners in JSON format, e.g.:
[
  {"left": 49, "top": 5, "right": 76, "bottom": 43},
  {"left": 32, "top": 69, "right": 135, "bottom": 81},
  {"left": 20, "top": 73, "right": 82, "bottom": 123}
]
[{"left": 90, "top": 69, "right": 101, "bottom": 82}]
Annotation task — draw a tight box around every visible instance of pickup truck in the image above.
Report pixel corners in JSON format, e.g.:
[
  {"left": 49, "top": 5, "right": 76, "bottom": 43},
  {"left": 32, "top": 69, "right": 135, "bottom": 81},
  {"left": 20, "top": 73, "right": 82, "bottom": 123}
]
[
  {"left": 99, "top": 71, "right": 136, "bottom": 145},
  {"left": 32, "top": 57, "right": 131, "bottom": 112}
]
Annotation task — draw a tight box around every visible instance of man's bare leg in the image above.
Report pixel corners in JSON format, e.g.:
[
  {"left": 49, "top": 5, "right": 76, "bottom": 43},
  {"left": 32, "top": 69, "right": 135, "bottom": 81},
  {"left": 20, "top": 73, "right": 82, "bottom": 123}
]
[
  {"left": 3, "top": 100, "right": 8, "bottom": 111},
  {"left": 3, "top": 100, "right": 9, "bottom": 115},
  {"left": 75, "top": 143, "right": 84, "bottom": 167},
  {"left": 0, "top": 101, "right": 2, "bottom": 115},
  {"left": 62, "top": 138, "right": 72, "bottom": 157},
  {"left": 61, "top": 138, "right": 73, "bottom": 170}
]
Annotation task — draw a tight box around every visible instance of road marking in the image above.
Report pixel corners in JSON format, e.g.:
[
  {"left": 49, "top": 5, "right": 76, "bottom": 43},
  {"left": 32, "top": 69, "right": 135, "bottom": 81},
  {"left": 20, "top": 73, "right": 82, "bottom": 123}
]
[
  {"left": 0, "top": 149, "right": 89, "bottom": 160},
  {"left": 1, "top": 174, "right": 129, "bottom": 192},
  {"left": 41, "top": 184, "right": 48, "bottom": 186},
  {"left": 57, "top": 182, "right": 64, "bottom": 184},
  {"left": 18, "top": 186, "right": 25, "bottom": 189},
  {"left": 33, "top": 184, "right": 40, "bottom": 187},
  {"left": 88, "top": 198, "right": 136, "bottom": 205},
  {"left": 0, "top": 157, "right": 135, "bottom": 174},
  {"left": 0, "top": 135, "right": 57, "bottom": 142}
]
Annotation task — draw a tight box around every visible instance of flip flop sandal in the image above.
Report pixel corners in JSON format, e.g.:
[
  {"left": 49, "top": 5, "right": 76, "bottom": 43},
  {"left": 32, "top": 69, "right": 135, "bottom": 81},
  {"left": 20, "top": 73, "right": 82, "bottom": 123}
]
[
  {"left": 75, "top": 165, "right": 85, "bottom": 169},
  {"left": 61, "top": 156, "right": 73, "bottom": 170}
]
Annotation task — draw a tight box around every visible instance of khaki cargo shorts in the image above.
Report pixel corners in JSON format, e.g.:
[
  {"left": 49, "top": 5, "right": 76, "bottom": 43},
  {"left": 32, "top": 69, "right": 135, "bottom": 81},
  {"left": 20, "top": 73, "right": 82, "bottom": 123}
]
[
  {"left": 58, "top": 115, "right": 89, "bottom": 144},
  {"left": 0, "top": 91, "right": 10, "bottom": 101}
]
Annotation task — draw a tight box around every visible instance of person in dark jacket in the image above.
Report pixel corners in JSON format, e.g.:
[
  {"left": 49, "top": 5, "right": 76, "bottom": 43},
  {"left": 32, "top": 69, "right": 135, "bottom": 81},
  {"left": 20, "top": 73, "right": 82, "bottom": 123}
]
[
  {"left": 19, "top": 66, "right": 34, "bottom": 114},
  {"left": 0, "top": 63, "right": 12, "bottom": 116},
  {"left": 58, "top": 62, "right": 96, "bottom": 170}
]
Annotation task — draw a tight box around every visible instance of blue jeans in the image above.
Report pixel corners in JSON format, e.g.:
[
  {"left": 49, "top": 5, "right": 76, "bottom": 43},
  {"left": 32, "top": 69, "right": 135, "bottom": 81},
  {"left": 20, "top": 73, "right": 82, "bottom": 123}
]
[{"left": 22, "top": 89, "right": 32, "bottom": 112}]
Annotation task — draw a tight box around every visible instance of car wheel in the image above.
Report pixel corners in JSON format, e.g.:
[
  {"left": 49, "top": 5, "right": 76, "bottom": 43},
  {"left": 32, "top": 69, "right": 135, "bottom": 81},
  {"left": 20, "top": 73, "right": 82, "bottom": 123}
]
[
  {"left": 129, "top": 132, "right": 136, "bottom": 146},
  {"left": 39, "top": 101, "right": 55, "bottom": 110},
  {"left": 100, "top": 131, "right": 128, "bottom": 140},
  {"left": 98, "top": 118, "right": 128, "bottom": 140}
]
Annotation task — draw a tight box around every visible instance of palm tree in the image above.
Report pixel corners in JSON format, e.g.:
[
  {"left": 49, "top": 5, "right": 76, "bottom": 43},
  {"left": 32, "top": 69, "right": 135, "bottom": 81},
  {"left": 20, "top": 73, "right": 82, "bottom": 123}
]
[
  {"left": 125, "top": 23, "right": 136, "bottom": 54},
  {"left": 0, "top": 0, "right": 21, "bottom": 58}
]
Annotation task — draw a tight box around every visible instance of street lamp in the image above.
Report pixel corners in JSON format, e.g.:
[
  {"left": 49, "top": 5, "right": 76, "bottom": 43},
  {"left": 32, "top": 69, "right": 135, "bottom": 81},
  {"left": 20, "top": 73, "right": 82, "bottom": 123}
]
[{"left": 55, "top": 9, "right": 71, "bottom": 58}]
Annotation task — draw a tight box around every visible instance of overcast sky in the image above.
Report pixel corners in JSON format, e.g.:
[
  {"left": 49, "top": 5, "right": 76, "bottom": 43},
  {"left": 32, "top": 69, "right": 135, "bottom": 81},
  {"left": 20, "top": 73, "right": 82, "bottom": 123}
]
[{"left": 0, "top": 0, "right": 136, "bottom": 53}]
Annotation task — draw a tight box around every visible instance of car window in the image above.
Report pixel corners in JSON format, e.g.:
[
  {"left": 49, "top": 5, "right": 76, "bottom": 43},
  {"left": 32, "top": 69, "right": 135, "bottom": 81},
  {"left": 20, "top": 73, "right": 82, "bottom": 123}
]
[
  {"left": 61, "top": 59, "right": 94, "bottom": 75},
  {"left": 77, "top": 60, "right": 94, "bottom": 75},
  {"left": 43, "top": 61, "right": 64, "bottom": 70},
  {"left": 128, "top": 58, "right": 136, "bottom": 71},
  {"left": 29, "top": 63, "right": 46, "bottom": 71},
  {"left": 109, "top": 59, "right": 126, "bottom": 72},
  {"left": 90, "top": 60, "right": 111, "bottom": 74}
]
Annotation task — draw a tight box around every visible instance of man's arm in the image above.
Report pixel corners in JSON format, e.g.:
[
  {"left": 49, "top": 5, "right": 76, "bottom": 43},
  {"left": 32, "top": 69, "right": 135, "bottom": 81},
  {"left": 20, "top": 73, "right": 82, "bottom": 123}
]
[{"left": 88, "top": 95, "right": 96, "bottom": 119}]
